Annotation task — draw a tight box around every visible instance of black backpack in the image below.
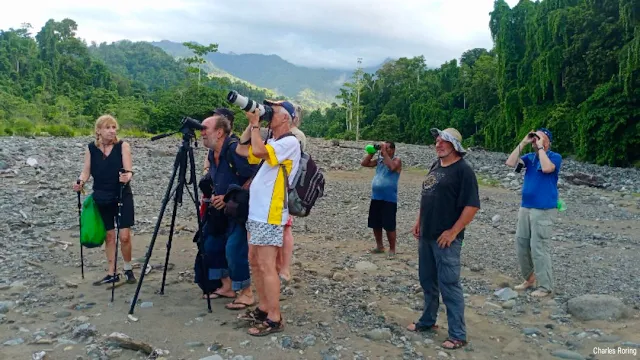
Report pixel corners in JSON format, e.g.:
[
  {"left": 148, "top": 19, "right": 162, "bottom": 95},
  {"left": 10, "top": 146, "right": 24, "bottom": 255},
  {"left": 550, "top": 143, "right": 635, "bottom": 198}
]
[{"left": 278, "top": 135, "right": 325, "bottom": 217}]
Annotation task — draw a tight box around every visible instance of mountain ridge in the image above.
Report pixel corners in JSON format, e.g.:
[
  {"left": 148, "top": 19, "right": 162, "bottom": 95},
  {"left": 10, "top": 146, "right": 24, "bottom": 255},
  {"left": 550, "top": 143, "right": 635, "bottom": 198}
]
[{"left": 150, "top": 40, "right": 389, "bottom": 102}]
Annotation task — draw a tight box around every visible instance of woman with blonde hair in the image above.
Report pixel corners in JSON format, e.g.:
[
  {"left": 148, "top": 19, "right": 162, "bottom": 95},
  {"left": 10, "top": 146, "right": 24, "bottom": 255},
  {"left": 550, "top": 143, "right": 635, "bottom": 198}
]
[
  {"left": 277, "top": 104, "right": 307, "bottom": 283},
  {"left": 72, "top": 114, "right": 137, "bottom": 286}
]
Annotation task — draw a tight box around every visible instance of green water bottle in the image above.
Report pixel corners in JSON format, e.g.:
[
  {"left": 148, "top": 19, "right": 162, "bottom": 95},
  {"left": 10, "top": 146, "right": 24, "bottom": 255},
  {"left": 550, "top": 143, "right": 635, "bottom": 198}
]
[
  {"left": 557, "top": 198, "right": 566, "bottom": 212},
  {"left": 365, "top": 144, "right": 380, "bottom": 155}
]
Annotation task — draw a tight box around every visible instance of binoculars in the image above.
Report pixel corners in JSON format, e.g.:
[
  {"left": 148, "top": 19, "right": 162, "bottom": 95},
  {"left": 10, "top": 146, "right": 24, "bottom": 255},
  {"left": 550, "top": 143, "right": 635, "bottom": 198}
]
[{"left": 365, "top": 144, "right": 381, "bottom": 155}]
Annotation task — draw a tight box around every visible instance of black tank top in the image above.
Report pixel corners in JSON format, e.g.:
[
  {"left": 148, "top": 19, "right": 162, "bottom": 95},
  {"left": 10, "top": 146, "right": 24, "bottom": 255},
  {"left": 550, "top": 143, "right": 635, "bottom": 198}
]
[{"left": 88, "top": 141, "right": 132, "bottom": 197}]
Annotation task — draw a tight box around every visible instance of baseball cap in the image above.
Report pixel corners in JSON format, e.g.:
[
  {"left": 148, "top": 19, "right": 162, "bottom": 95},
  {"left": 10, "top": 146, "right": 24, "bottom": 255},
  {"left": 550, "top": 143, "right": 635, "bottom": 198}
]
[
  {"left": 213, "top": 108, "right": 235, "bottom": 123},
  {"left": 263, "top": 99, "right": 296, "bottom": 120},
  {"left": 430, "top": 127, "right": 467, "bottom": 155},
  {"left": 537, "top": 127, "right": 552, "bottom": 143}
]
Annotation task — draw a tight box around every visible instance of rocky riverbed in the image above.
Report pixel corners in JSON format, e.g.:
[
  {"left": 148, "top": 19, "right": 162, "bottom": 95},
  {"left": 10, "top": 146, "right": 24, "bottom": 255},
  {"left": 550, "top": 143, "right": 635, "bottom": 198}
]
[{"left": 0, "top": 135, "right": 639, "bottom": 360}]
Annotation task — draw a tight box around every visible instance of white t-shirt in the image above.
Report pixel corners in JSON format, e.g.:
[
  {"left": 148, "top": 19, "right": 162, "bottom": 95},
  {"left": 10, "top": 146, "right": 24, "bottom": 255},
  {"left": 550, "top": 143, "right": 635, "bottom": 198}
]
[{"left": 247, "top": 135, "right": 301, "bottom": 225}]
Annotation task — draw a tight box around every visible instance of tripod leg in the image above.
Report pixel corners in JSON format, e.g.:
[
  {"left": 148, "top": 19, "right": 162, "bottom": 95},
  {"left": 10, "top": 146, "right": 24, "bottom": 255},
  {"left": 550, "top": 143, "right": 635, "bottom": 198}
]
[
  {"left": 128, "top": 148, "right": 182, "bottom": 315},
  {"left": 188, "top": 145, "right": 211, "bottom": 313},
  {"left": 159, "top": 138, "right": 189, "bottom": 295},
  {"left": 159, "top": 189, "right": 181, "bottom": 295}
]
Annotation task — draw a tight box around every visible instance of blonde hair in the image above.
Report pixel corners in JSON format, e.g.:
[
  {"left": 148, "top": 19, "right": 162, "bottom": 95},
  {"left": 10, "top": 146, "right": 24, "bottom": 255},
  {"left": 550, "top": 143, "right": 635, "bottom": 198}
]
[
  {"left": 94, "top": 114, "right": 119, "bottom": 145},
  {"left": 293, "top": 104, "right": 303, "bottom": 128}
]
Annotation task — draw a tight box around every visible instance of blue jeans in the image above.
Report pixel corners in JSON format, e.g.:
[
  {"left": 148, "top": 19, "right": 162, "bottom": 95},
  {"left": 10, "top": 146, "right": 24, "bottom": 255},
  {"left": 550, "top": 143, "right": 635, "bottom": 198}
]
[
  {"left": 416, "top": 237, "right": 466, "bottom": 341},
  {"left": 203, "top": 220, "right": 251, "bottom": 291}
]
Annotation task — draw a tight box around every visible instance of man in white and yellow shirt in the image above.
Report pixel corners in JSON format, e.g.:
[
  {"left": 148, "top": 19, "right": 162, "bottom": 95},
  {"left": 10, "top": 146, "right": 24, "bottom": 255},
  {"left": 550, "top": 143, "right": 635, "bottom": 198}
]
[{"left": 235, "top": 100, "right": 300, "bottom": 336}]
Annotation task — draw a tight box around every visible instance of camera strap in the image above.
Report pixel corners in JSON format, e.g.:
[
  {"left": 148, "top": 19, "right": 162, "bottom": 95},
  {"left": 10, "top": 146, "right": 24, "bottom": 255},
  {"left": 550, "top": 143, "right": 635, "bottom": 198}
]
[{"left": 239, "top": 125, "right": 272, "bottom": 190}]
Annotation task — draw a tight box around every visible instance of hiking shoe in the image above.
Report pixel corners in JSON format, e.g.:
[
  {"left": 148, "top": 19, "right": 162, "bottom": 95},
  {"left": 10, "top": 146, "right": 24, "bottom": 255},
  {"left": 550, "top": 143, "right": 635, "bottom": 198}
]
[
  {"left": 92, "top": 274, "right": 120, "bottom": 286},
  {"left": 124, "top": 270, "right": 137, "bottom": 284}
]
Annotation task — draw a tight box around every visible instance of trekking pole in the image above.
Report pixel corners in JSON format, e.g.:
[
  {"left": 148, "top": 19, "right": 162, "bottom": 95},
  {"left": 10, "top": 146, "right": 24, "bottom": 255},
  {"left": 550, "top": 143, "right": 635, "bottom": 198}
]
[
  {"left": 76, "top": 179, "right": 84, "bottom": 279},
  {"left": 112, "top": 182, "right": 125, "bottom": 302}
]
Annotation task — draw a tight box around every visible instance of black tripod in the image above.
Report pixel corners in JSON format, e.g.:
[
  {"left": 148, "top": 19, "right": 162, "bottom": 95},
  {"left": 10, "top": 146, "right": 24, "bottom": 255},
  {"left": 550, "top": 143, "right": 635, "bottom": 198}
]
[{"left": 128, "top": 118, "right": 211, "bottom": 315}]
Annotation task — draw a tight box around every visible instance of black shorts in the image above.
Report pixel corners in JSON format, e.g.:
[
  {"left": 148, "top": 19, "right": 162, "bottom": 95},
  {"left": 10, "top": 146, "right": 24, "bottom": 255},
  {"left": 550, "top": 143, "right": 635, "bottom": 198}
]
[
  {"left": 367, "top": 199, "right": 397, "bottom": 232},
  {"left": 96, "top": 192, "right": 135, "bottom": 231}
]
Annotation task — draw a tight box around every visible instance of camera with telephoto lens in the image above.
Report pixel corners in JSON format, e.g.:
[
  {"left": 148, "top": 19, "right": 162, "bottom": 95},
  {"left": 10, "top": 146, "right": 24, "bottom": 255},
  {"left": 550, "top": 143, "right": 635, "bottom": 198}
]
[{"left": 226, "top": 91, "right": 274, "bottom": 122}]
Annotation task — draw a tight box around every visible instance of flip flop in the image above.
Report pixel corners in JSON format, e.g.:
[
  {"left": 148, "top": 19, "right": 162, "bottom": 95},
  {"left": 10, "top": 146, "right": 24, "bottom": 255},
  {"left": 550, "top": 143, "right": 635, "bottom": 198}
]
[
  {"left": 370, "top": 248, "right": 385, "bottom": 254},
  {"left": 442, "top": 338, "right": 467, "bottom": 349},
  {"left": 202, "top": 292, "right": 236, "bottom": 300},
  {"left": 225, "top": 299, "right": 256, "bottom": 310}
]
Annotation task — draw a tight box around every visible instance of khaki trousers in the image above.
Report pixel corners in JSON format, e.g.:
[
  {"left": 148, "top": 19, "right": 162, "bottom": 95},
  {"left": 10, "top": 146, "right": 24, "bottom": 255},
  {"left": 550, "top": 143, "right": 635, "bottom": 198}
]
[{"left": 515, "top": 207, "right": 555, "bottom": 291}]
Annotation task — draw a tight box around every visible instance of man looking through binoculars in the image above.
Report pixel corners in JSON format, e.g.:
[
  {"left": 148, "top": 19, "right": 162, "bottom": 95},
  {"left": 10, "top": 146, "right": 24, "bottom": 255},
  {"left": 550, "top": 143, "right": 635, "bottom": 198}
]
[
  {"left": 361, "top": 141, "right": 402, "bottom": 256},
  {"left": 505, "top": 128, "right": 562, "bottom": 298}
]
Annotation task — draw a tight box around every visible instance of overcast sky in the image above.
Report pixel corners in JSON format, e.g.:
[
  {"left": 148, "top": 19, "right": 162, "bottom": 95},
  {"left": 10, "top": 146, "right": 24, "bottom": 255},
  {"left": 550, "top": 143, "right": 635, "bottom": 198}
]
[{"left": 1, "top": 0, "right": 520, "bottom": 70}]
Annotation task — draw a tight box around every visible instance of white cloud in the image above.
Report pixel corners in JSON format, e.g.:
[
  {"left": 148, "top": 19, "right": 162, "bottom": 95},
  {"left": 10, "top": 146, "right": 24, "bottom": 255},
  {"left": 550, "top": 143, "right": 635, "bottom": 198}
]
[{"left": 0, "top": 0, "right": 521, "bottom": 69}]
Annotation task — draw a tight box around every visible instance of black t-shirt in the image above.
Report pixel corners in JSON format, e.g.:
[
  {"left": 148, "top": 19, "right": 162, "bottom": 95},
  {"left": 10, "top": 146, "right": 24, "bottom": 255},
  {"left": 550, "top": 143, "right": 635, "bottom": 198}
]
[{"left": 419, "top": 158, "right": 480, "bottom": 240}]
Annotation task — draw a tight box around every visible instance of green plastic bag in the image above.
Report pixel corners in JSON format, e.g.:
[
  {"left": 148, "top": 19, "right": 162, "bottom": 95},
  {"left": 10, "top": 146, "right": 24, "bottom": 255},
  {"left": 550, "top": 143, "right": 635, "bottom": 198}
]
[{"left": 80, "top": 194, "right": 106, "bottom": 248}]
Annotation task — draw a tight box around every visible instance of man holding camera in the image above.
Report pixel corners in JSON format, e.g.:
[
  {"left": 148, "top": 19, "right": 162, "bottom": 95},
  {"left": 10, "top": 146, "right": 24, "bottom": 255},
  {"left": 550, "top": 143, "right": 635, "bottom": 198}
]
[
  {"left": 235, "top": 100, "right": 300, "bottom": 336},
  {"left": 361, "top": 141, "right": 402, "bottom": 256},
  {"left": 198, "top": 108, "right": 256, "bottom": 309},
  {"left": 505, "top": 128, "right": 562, "bottom": 298},
  {"left": 408, "top": 128, "right": 480, "bottom": 351}
]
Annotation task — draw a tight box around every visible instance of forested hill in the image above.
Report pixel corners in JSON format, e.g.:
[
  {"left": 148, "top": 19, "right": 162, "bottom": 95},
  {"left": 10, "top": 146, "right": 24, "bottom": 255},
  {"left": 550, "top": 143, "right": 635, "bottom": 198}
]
[
  {"left": 88, "top": 41, "right": 187, "bottom": 91},
  {"left": 302, "top": 0, "right": 640, "bottom": 167},
  {"left": 150, "top": 40, "right": 387, "bottom": 101},
  {"left": 0, "top": 19, "right": 288, "bottom": 136}
]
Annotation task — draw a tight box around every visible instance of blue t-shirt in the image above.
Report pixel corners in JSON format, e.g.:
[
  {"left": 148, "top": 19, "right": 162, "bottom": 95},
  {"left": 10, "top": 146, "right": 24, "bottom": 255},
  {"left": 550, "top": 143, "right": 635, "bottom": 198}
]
[
  {"left": 520, "top": 150, "right": 562, "bottom": 209},
  {"left": 371, "top": 157, "right": 400, "bottom": 203}
]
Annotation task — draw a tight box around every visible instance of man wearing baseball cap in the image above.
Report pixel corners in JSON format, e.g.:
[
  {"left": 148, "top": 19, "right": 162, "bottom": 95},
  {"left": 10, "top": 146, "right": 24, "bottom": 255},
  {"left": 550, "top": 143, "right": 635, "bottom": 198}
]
[
  {"left": 505, "top": 128, "right": 562, "bottom": 298},
  {"left": 407, "top": 127, "right": 480, "bottom": 350}
]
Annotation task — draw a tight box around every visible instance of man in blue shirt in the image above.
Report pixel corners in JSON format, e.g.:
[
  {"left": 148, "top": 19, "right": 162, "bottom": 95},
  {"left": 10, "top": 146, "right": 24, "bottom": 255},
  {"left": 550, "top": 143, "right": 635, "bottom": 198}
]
[
  {"left": 505, "top": 128, "right": 562, "bottom": 297},
  {"left": 198, "top": 108, "right": 257, "bottom": 309},
  {"left": 361, "top": 141, "right": 402, "bottom": 256}
]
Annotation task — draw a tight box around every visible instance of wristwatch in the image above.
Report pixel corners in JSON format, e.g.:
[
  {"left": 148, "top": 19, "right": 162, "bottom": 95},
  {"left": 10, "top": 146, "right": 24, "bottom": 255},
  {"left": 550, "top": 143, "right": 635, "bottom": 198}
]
[
  {"left": 251, "top": 126, "right": 260, "bottom": 130},
  {"left": 537, "top": 145, "right": 544, "bottom": 151}
]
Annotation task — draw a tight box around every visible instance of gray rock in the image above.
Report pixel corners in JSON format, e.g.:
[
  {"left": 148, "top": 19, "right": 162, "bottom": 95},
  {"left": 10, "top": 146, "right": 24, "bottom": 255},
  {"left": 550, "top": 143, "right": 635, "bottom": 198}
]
[
  {"left": 567, "top": 295, "right": 629, "bottom": 321},
  {"left": 73, "top": 323, "right": 97, "bottom": 338},
  {"left": 303, "top": 334, "right": 317, "bottom": 347},
  {"left": 596, "top": 335, "right": 621, "bottom": 343},
  {"left": 522, "top": 328, "right": 541, "bottom": 336},
  {"left": 365, "top": 328, "right": 392, "bottom": 341},
  {"left": 281, "top": 336, "right": 293, "bottom": 349},
  {"left": 55, "top": 311, "right": 72, "bottom": 318},
  {"left": 550, "top": 349, "right": 586, "bottom": 360},
  {"left": 355, "top": 261, "right": 378, "bottom": 272},
  {"left": 502, "top": 300, "right": 516, "bottom": 309},
  {"left": 0, "top": 301, "right": 14, "bottom": 314},
  {"left": 3, "top": 338, "right": 24, "bottom": 346},
  {"left": 494, "top": 287, "right": 518, "bottom": 301}
]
